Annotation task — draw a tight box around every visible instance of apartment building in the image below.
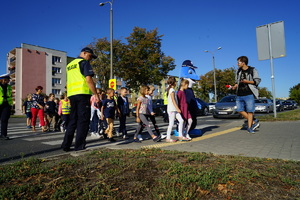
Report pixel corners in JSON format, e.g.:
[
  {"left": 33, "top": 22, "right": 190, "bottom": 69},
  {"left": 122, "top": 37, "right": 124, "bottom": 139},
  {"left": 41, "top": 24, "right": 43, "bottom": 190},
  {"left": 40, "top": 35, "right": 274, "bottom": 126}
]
[{"left": 6, "top": 43, "right": 67, "bottom": 115}]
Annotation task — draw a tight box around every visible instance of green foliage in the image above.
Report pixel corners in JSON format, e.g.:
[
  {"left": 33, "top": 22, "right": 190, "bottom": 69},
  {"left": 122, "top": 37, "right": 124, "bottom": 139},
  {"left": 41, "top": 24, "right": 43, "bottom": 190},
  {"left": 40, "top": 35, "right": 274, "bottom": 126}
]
[
  {"left": 289, "top": 83, "right": 300, "bottom": 103},
  {"left": 195, "top": 67, "right": 236, "bottom": 101},
  {"left": 258, "top": 87, "right": 273, "bottom": 98},
  {"left": 90, "top": 27, "right": 175, "bottom": 91},
  {"left": 195, "top": 67, "right": 272, "bottom": 102}
]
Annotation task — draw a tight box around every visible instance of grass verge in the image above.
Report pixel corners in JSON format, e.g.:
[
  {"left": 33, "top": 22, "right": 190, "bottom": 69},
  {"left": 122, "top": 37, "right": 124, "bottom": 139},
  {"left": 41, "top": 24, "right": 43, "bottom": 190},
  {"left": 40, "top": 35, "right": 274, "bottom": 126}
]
[
  {"left": 0, "top": 148, "right": 299, "bottom": 199},
  {"left": 257, "top": 108, "right": 300, "bottom": 121}
]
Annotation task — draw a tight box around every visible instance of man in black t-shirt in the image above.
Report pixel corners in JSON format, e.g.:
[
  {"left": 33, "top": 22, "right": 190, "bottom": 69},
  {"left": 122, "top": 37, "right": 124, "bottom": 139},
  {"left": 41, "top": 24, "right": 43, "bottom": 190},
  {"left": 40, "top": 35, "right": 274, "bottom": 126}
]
[{"left": 232, "top": 56, "right": 261, "bottom": 134}]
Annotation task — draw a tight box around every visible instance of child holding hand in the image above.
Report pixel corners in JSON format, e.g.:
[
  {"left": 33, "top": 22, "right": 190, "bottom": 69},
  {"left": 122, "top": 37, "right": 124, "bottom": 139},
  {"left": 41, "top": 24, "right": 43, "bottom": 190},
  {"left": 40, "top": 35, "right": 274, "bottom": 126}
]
[
  {"left": 101, "top": 88, "right": 120, "bottom": 142},
  {"left": 177, "top": 79, "right": 192, "bottom": 140},
  {"left": 133, "top": 85, "right": 161, "bottom": 143},
  {"left": 166, "top": 77, "right": 184, "bottom": 142}
]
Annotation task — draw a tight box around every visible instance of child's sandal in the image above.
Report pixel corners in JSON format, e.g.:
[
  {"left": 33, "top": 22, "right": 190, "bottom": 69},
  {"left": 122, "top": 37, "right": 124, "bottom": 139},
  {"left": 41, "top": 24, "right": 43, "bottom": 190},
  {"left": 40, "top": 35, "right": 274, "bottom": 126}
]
[{"left": 178, "top": 137, "right": 189, "bottom": 141}]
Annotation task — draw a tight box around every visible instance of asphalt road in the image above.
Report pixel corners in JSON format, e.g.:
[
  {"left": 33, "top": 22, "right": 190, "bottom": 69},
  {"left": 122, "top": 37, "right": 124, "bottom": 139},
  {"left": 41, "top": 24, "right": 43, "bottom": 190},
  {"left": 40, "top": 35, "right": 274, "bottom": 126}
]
[
  {"left": 1, "top": 109, "right": 299, "bottom": 164},
  {"left": 0, "top": 114, "right": 237, "bottom": 164}
]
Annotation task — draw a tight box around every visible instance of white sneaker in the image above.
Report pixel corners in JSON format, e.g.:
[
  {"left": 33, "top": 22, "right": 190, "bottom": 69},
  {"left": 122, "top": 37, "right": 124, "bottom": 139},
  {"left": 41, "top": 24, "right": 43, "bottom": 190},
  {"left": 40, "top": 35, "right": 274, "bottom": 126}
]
[
  {"left": 138, "top": 134, "right": 143, "bottom": 141},
  {"left": 185, "top": 134, "right": 192, "bottom": 141},
  {"left": 60, "top": 125, "right": 64, "bottom": 133},
  {"left": 91, "top": 132, "right": 97, "bottom": 138},
  {"left": 160, "top": 134, "right": 167, "bottom": 139},
  {"left": 95, "top": 132, "right": 101, "bottom": 138}
]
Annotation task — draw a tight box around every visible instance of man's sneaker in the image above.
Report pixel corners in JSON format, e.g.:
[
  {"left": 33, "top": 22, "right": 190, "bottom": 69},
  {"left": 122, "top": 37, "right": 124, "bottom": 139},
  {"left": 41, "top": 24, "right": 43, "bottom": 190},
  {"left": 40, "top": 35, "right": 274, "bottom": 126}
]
[
  {"left": 137, "top": 134, "right": 143, "bottom": 141},
  {"left": 160, "top": 134, "right": 167, "bottom": 140},
  {"left": 252, "top": 121, "right": 260, "bottom": 131},
  {"left": 95, "top": 133, "right": 101, "bottom": 138},
  {"left": 153, "top": 135, "right": 162, "bottom": 142},
  {"left": 247, "top": 128, "right": 255, "bottom": 134}
]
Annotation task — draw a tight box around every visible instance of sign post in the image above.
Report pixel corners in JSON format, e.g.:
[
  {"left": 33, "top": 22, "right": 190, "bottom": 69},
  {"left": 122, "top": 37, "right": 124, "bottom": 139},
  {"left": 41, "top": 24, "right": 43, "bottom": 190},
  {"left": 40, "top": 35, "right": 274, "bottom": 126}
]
[
  {"left": 109, "top": 79, "right": 116, "bottom": 90},
  {"left": 256, "top": 21, "right": 286, "bottom": 118}
]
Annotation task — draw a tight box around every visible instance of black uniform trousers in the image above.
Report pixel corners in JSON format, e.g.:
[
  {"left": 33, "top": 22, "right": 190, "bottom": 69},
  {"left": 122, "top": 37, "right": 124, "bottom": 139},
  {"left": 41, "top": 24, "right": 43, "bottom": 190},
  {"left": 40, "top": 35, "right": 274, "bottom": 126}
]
[
  {"left": 61, "top": 95, "right": 91, "bottom": 151},
  {"left": 0, "top": 103, "right": 11, "bottom": 137}
]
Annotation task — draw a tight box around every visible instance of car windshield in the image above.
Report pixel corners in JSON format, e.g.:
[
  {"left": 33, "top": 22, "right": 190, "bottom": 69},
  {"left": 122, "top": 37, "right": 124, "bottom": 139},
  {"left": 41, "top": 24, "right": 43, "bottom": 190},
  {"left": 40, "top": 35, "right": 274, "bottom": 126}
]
[
  {"left": 255, "top": 99, "right": 268, "bottom": 103},
  {"left": 219, "top": 96, "right": 235, "bottom": 103},
  {"left": 283, "top": 101, "right": 291, "bottom": 104}
]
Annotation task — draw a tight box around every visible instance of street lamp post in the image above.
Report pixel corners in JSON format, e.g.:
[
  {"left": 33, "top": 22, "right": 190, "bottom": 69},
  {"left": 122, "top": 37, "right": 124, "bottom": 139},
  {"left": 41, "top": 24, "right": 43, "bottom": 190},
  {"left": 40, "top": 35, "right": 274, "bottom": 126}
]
[
  {"left": 99, "top": 0, "right": 114, "bottom": 80},
  {"left": 204, "top": 47, "right": 222, "bottom": 102}
]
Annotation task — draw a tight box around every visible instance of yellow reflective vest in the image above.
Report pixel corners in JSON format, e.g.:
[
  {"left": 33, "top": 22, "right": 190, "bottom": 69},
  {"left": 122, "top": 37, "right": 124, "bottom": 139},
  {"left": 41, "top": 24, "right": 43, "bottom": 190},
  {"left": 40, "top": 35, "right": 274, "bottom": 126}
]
[
  {"left": 0, "top": 84, "right": 13, "bottom": 106},
  {"left": 61, "top": 100, "right": 71, "bottom": 115},
  {"left": 66, "top": 58, "right": 92, "bottom": 97},
  {"left": 163, "top": 92, "right": 168, "bottom": 105}
]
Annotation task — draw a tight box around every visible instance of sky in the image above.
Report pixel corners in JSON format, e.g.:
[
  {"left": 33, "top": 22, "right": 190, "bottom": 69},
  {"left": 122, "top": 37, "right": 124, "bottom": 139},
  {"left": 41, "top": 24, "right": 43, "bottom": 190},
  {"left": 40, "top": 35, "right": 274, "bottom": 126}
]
[{"left": 1, "top": 0, "right": 299, "bottom": 98}]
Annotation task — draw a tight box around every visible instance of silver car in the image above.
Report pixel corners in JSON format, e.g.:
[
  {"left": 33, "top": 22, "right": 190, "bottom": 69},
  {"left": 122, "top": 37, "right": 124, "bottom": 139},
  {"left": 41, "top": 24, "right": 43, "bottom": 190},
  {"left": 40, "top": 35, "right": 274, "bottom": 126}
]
[
  {"left": 255, "top": 99, "right": 274, "bottom": 113},
  {"left": 213, "top": 95, "right": 242, "bottom": 118}
]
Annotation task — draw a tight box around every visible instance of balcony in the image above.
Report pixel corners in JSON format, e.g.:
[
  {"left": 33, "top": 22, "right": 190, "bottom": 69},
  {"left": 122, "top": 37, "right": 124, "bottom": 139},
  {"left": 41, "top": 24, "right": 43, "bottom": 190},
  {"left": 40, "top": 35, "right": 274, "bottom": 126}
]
[{"left": 9, "top": 57, "right": 16, "bottom": 63}]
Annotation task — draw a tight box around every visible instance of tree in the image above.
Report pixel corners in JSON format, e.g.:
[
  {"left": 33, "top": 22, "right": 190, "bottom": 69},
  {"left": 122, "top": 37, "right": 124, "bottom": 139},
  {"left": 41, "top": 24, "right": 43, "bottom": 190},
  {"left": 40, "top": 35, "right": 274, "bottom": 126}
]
[
  {"left": 89, "top": 27, "right": 175, "bottom": 92},
  {"left": 289, "top": 83, "right": 300, "bottom": 103},
  {"left": 90, "top": 38, "right": 126, "bottom": 90},
  {"left": 258, "top": 87, "right": 272, "bottom": 99},
  {"left": 195, "top": 67, "right": 236, "bottom": 102},
  {"left": 118, "top": 27, "right": 175, "bottom": 91}
]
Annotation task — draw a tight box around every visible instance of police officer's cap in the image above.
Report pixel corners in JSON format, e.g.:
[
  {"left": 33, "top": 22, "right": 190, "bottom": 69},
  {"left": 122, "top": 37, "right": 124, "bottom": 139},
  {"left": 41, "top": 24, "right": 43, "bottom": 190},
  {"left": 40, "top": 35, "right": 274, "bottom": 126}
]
[{"left": 81, "top": 47, "right": 97, "bottom": 59}]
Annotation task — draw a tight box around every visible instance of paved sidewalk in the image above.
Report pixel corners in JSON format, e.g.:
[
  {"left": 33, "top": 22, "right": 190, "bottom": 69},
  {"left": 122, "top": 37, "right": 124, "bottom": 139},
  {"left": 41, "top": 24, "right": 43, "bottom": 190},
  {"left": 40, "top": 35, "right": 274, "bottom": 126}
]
[{"left": 110, "top": 120, "right": 300, "bottom": 161}]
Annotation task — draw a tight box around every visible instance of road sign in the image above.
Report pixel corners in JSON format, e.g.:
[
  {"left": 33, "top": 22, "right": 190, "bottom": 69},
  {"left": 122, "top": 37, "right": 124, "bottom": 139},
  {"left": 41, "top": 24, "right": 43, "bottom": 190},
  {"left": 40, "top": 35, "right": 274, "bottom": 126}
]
[
  {"left": 256, "top": 21, "right": 286, "bottom": 60},
  {"left": 109, "top": 79, "right": 116, "bottom": 90},
  {"left": 256, "top": 21, "right": 286, "bottom": 118}
]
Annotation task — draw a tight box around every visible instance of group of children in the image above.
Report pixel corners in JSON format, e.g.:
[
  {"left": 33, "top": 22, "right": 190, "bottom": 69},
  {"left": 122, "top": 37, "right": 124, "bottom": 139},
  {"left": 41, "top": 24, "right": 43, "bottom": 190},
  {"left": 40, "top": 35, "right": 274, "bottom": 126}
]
[
  {"left": 133, "top": 77, "right": 193, "bottom": 143},
  {"left": 22, "top": 78, "right": 195, "bottom": 144},
  {"left": 22, "top": 92, "right": 71, "bottom": 133}
]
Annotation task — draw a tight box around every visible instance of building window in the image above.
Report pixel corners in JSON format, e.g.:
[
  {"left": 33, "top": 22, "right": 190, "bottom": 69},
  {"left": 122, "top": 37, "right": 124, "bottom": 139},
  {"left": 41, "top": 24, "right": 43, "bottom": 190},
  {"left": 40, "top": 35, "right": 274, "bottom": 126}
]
[
  {"left": 52, "top": 89, "right": 61, "bottom": 96},
  {"left": 52, "top": 67, "right": 61, "bottom": 75},
  {"left": 52, "top": 78, "right": 61, "bottom": 86},
  {"left": 52, "top": 56, "right": 61, "bottom": 64}
]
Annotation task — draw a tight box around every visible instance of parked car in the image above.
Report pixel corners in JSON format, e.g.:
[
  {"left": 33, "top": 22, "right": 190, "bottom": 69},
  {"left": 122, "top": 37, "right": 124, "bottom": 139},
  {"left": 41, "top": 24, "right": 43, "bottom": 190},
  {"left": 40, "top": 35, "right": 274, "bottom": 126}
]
[
  {"left": 254, "top": 98, "right": 274, "bottom": 113},
  {"left": 273, "top": 100, "right": 284, "bottom": 112},
  {"left": 213, "top": 95, "right": 242, "bottom": 118},
  {"left": 152, "top": 99, "right": 165, "bottom": 116},
  {"left": 282, "top": 100, "right": 295, "bottom": 110},
  {"left": 208, "top": 102, "right": 216, "bottom": 113},
  {"left": 195, "top": 98, "right": 209, "bottom": 116},
  {"left": 291, "top": 100, "right": 298, "bottom": 108}
]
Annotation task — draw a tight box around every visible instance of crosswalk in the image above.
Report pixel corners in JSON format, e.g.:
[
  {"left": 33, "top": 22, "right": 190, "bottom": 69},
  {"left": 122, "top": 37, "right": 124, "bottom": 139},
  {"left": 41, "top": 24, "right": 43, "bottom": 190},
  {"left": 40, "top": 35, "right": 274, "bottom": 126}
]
[{"left": 7, "top": 117, "right": 216, "bottom": 148}]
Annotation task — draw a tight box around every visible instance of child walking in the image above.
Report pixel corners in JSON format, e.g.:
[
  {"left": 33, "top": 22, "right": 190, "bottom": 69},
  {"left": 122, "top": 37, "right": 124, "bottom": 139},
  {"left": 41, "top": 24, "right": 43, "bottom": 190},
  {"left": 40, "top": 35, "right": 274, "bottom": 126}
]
[
  {"left": 90, "top": 88, "right": 101, "bottom": 138},
  {"left": 133, "top": 85, "right": 161, "bottom": 143},
  {"left": 117, "top": 87, "right": 130, "bottom": 139},
  {"left": 45, "top": 93, "right": 58, "bottom": 132},
  {"left": 136, "top": 85, "right": 163, "bottom": 140},
  {"left": 22, "top": 94, "right": 33, "bottom": 129},
  {"left": 58, "top": 92, "right": 71, "bottom": 133},
  {"left": 101, "top": 88, "right": 120, "bottom": 142},
  {"left": 177, "top": 79, "right": 192, "bottom": 140},
  {"left": 166, "top": 77, "right": 184, "bottom": 142}
]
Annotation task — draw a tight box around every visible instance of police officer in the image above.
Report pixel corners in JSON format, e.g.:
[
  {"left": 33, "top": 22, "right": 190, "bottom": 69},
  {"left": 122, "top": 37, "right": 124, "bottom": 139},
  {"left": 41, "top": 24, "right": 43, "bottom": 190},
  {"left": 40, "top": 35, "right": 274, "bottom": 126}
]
[
  {"left": 0, "top": 74, "right": 13, "bottom": 140},
  {"left": 61, "top": 47, "right": 99, "bottom": 151}
]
